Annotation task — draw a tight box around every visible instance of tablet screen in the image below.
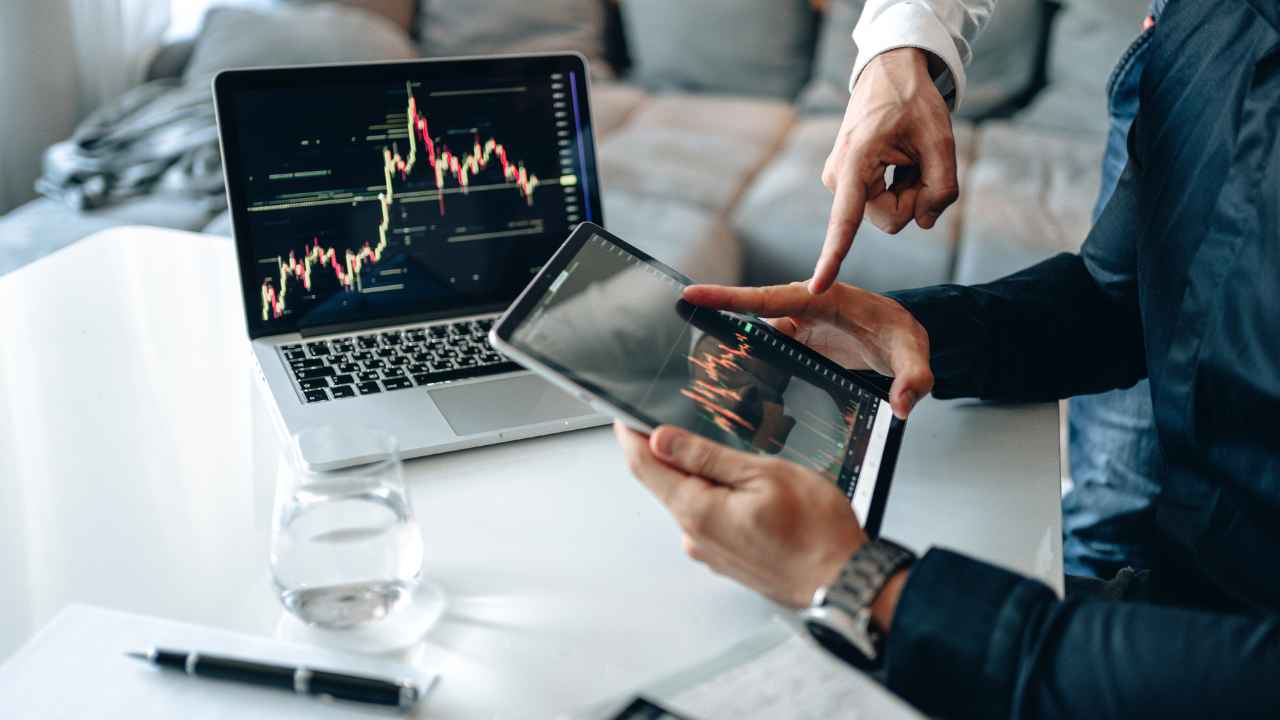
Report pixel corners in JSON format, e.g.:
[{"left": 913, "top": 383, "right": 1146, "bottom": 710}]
[{"left": 506, "top": 229, "right": 900, "bottom": 526}]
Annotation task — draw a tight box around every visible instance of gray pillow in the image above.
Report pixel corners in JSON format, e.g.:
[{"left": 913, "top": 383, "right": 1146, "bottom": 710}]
[
  {"left": 798, "top": 0, "right": 1047, "bottom": 119},
  {"left": 1015, "top": 0, "right": 1148, "bottom": 135},
  {"left": 419, "top": 0, "right": 613, "bottom": 78},
  {"left": 620, "top": 0, "right": 817, "bottom": 99},
  {"left": 283, "top": 0, "right": 417, "bottom": 35},
  {"left": 184, "top": 4, "right": 417, "bottom": 86},
  {"left": 796, "top": 0, "right": 861, "bottom": 112},
  {"left": 956, "top": 0, "right": 1045, "bottom": 119}
]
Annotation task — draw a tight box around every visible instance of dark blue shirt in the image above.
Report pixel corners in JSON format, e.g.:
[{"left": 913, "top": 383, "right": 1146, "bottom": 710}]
[{"left": 882, "top": 0, "right": 1280, "bottom": 716}]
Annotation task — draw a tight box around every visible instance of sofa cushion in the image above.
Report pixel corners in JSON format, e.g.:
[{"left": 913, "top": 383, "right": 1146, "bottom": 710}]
[
  {"left": 0, "top": 196, "right": 218, "bottom": 276},
  {"left": 598, "top": 93, "right": 794, "bottom": 212},
  {"left": 184, "top": 4, "right": 416, "bottom": 85},
  {"left": 602, "top": 191, "right": 741, "bottom": 286},
  {"left": 732, "top": 116, "right": 975, "bottom": 292},
  {"left": 420, "top": 0, "right": 613, "bottom": 78},
  {"left": 286, "top": 0, "right": 417, "bottom": 35},
  {"left": 203, "top": 209, "right": 233, "bottom": 237},
  {"left": 1014, "top": 0, "right": 1149, "bottom": 136},
  {"left": 955, "top": 0, "right": 1046, "bottom": 118},
  {"left": 620, "top": 0, "right": 817, "bottom": 99},
  {"left": 590, "top": 81, "right": 649, "bottom": 138},
  {"left": 796, "top": 0, "right": 861, "bottom": 113},
  {"left": 799, "top": 0, "right": 1047, "bottom": 119},
  {"left": 953, "top": 121, "right": 1103, "bottom": 285}
]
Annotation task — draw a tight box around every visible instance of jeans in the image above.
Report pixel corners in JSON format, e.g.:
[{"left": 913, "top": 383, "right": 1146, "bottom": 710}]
[{"left": 1062, "top": 8, "right": 1162, "bottom": 579}]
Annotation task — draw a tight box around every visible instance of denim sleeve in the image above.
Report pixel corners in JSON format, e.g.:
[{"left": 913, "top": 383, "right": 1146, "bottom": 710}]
[{"left": 883, "top": 549, "right": 1280, "bottom": 719}]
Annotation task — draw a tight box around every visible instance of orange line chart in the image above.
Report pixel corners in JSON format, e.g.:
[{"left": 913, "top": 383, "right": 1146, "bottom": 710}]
[{"left": 681, "top": 333, "right": 755, "bottom": 434}]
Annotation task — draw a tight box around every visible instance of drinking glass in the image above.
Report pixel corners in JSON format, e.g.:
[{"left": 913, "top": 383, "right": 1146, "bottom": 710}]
[{"left": 271, "top": 426, "right": 442, "bottom": 646}]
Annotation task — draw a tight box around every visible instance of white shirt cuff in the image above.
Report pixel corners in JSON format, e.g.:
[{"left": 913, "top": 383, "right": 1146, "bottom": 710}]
[{"left": 849, "top": 1, "right": 968, "bottom": 111}]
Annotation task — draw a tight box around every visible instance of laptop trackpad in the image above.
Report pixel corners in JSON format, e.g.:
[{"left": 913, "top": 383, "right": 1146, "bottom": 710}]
[{"left": 429, "top": 374, "right": 593, "bottom": 437}]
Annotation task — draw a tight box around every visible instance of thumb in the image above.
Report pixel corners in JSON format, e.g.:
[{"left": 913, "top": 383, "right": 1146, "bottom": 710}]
[
  {"left": 886, "top": 351, "right": 933, "bottom": 419},
  {"left": 650, "top": 426, "right": 755, "bottom": 487}
]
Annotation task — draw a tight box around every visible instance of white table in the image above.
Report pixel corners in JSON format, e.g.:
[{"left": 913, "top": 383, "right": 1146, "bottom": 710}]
[{"left": 0, "top": 228, "right": 1063, "bottom": 718}]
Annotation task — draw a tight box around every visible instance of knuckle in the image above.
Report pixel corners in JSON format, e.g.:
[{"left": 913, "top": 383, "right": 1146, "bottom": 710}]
[
  {"left": 682, "top": 535, "right": 706, "bottom": 562},
  {"left": 624, "top": 452, "right": 645, "bottom": 476},
  {"left": 677, "top": 497, "right": 711, "bottom": 536},
  {"left": 690, "top": 442, "right": 716, "bottom": 477},
  {"left": 934, "top": 182, "right": 960, "bottom": 204},
  {"left": 918, "top": 366, "right": 936, "bottom": 390},
  {"left": 759, "top": 456, "right": 792, "bottom": 481},
  {"left": 740, "top": 458, "right": 776, "bottom": 487},
  {"left": 869, "top": 214, "right": 901, "bottom": 233},
  {"left": 826, "top": 217, "right": 856, "bottom": 240}
]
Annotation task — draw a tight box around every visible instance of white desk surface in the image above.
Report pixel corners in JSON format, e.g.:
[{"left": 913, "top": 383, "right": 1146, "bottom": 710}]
[{"left": 0, "top": 228, "right": 1062, "bottom": 718}]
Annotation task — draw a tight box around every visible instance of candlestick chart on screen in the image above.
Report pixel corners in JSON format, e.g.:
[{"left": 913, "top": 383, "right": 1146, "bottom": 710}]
[
  {"left": 678, "top": 327, "right": 865, "bottom": 483},
  {"left": 234, "top": 71, "right": 590, "bottom": 327}
]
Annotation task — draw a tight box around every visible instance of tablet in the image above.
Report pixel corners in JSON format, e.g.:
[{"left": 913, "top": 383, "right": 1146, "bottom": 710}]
[{"left": 490, "top": 223, "right": 904, "bottom": 534}]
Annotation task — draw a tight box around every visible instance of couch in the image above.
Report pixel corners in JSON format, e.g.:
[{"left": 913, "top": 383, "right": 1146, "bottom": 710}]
[{"left": 0, "top": 0, "right": 1149, "bottom": 297}]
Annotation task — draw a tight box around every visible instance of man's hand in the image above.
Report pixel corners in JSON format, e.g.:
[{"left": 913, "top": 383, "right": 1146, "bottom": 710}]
[
  {"left": 812, "top": 48, "right": 959, "bottom": 294},
  {"left": 683, "top": 282, "right": 933, "bottom": 419},
  {"left": 615, "top": 421, "right": 866, "bottom": 609}
]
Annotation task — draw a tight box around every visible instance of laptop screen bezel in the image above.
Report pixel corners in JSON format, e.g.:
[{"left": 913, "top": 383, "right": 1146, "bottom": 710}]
[{"left": 213, "top": 53, "right": 605, "bottom": 340}]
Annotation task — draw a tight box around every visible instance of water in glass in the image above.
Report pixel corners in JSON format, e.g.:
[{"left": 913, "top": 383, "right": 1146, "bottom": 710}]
[{"left": 271, "top": 427, "right": 426, "bottom": 629}]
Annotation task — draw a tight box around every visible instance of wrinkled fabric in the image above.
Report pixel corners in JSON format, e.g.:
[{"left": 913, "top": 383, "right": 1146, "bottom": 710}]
[
  {"left": 36, "top": 80, "right": 224, "bottom": 212},
  {"left": 1064, "top": 2, "right": 1161, "bottom": 580},
  {"left": 878, "top": 1, "right": 1280, "bottom": 717}
]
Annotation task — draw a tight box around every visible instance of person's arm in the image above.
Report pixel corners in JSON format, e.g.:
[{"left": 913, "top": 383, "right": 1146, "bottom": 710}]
[
  {"left": 812, "top": 0, "right": 996, "bottom": 293},
  {"left": 884, "top": 151, "right": 1147, "bottom": 402},
  {"left": 851, "top": 0, "right": 996, "bottom": 111},
  {"left": 879, "top": 549, "right": 1280, "bottom": 719},
  {"left": 615, "top": 420, "right": 1280, "bottom": 720}
]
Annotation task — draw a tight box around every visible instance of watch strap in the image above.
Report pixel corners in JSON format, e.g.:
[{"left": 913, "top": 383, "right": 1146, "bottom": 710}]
[
  {"left": 803, "top": 538, "right": 916, "bottom": 670},
  {"left": 823, "top": 538, "right": 916, "bottom": 620}
]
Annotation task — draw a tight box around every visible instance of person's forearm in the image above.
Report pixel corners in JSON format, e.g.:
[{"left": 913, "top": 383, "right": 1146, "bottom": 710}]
[
  {"left": 886, "top": 251, "right": 1146, "bottom": 401},
  {"left": 851, "top": 0, "right": 996, "bottom": 110},
  {"left": 879, "top": 549, "right": 1280, "bottom": 719}
]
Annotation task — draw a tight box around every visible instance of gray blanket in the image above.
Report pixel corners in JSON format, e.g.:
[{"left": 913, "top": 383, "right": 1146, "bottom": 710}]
[{"left": 36, "top": 80, "right": 224, "bottom": 212}]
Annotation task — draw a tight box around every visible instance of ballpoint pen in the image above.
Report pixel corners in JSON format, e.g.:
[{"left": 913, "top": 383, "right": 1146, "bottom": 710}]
[{"left": 127, "top": 647, "right": 421, "bottom": 710}]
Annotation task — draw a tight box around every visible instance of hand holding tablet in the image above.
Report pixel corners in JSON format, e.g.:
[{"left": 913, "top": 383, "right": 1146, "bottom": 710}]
[{"left": 490, "top": 223, "right": 912, "bottom": 536}]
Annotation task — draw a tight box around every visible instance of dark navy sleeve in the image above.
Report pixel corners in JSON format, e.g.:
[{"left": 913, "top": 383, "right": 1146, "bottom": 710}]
[
  {"left": 883, "top": 549, "right": 1280, "bottom": 719},
  {"left": 885, "top": 156, "right": 1147, "bottom": 402}
]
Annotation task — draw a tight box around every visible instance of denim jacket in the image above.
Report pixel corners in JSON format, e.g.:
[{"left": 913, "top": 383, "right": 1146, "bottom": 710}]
[{"left": 880, "top": 1, "right": 1280, "bottom": 716}]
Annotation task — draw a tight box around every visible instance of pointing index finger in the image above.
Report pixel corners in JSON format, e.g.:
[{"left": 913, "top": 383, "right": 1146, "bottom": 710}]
[{"left": 811, "top": 169, "right": 867, "bottom": 294}]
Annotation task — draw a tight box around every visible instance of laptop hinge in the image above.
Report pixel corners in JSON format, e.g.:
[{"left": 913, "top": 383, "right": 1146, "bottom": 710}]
[{"left": 297, "top": 305, "right": 509, "bottom": 338}]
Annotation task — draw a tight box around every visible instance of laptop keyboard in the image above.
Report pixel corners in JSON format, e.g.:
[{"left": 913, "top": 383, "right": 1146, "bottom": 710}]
[{"left": 278, "top": 317, "right": 520, "bottom": 403}]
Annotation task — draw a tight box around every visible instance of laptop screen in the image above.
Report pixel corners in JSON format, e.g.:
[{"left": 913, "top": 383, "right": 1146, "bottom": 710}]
[{"left": 214, "top": 55, "right": 603, "bottom": 338}]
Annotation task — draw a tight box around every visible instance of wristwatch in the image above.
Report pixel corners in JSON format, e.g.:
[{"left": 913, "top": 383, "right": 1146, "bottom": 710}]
[{"left": 800, "top": 538, "right": 916, "bottom": 670}]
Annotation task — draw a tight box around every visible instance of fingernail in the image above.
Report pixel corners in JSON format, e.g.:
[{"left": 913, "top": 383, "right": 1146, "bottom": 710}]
[{"left": 654, "top": 429, "right": 683, "bottom": 457}]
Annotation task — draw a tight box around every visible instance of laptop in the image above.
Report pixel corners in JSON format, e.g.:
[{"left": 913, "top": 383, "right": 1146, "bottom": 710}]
[{"left": 213, "top": 54, "right": 608, "bottom": 467}]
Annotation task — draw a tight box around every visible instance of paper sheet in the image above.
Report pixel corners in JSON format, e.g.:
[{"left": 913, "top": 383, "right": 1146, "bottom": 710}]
[
  {"left": 570, "top": 619, "right": 925, "bottom": 720},
  {"left": 0, "top": 605, "right": 437, "bottom": 719}
]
